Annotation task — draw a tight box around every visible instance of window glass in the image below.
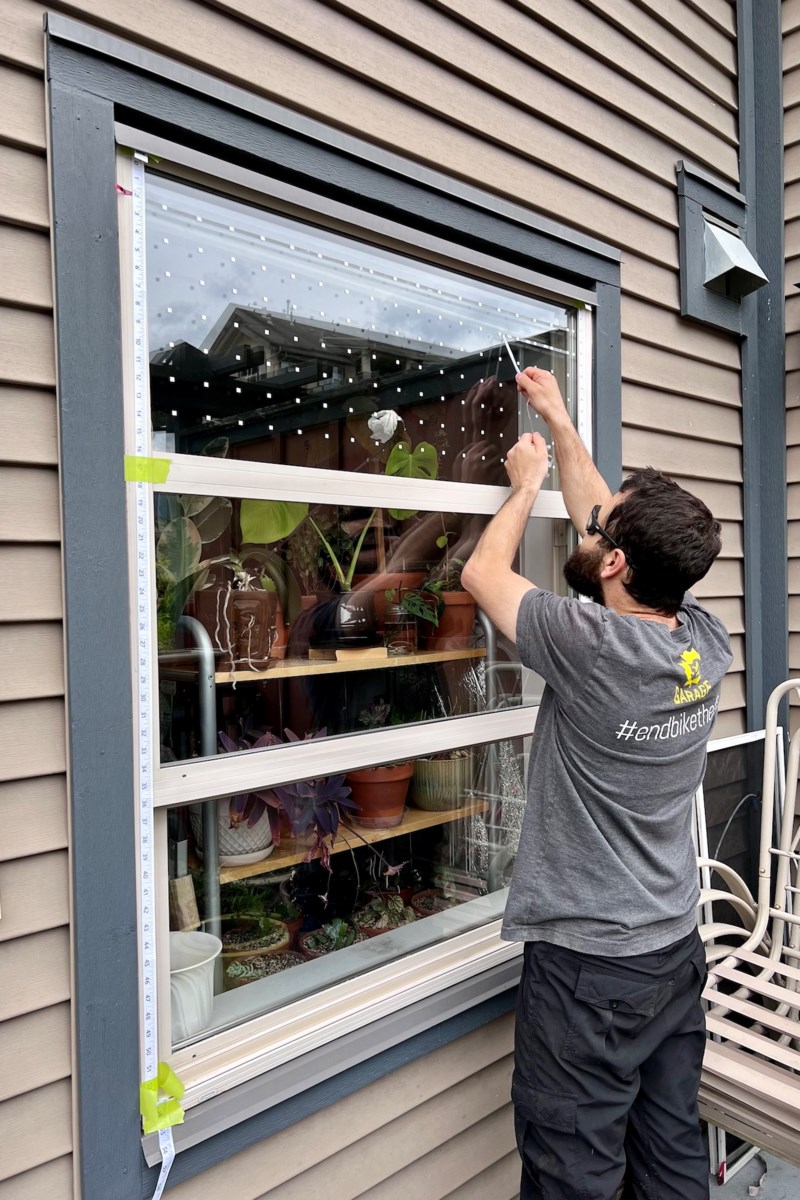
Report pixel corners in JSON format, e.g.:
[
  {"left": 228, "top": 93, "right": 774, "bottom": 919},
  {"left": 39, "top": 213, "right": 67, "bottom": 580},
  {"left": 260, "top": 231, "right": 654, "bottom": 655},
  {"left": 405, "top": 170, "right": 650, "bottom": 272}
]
[
  {"left": 147, "top": 176, "right": 575, "bottom": 488},
  {"left": 167, "top": 733, "right": 527, "bottom": 1046},
  {"left": 156, "top": 495, "right": 565, "bottom": 763}
]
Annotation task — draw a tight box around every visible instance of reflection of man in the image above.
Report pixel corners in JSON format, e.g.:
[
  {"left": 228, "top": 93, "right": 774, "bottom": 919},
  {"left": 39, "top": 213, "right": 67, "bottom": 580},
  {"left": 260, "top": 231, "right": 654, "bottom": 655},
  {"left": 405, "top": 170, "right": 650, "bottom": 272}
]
[{"left": 462, "top": 368, "right": 732, "bottom": 1200}]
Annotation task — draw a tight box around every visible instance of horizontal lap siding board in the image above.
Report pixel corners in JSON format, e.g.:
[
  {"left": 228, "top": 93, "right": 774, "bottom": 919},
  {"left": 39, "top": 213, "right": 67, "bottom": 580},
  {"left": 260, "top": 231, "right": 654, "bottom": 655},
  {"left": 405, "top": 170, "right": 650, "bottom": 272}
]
[
  {"left": 165, "top": 1016, "right": 515, "bottom": 1200},
  {"left": 0, "top": 0, "right": 747, "bottom": 1195},
  {"left": 0, "top": 32, "right": 73, "bottom": 1200},
  {"left": 787, "top": 2, "right": 800, "bottom": 733}
]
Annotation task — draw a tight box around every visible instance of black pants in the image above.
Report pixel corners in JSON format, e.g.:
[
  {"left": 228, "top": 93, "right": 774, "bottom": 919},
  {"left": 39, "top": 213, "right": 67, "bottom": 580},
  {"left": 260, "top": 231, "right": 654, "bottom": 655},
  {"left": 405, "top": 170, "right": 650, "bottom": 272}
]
[{"left": 512, "top": 930, "right": 709, "bottom": 1200}]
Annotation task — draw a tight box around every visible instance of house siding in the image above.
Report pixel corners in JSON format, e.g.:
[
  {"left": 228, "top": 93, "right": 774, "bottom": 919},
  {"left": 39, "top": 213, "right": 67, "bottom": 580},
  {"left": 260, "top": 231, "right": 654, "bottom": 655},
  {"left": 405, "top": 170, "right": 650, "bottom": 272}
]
[
  {"left": 0, "top": 0, "right": 748, "bottom": 1194},
  {"left": 786, "top": 0, "right": 800, "bottom": 717}
]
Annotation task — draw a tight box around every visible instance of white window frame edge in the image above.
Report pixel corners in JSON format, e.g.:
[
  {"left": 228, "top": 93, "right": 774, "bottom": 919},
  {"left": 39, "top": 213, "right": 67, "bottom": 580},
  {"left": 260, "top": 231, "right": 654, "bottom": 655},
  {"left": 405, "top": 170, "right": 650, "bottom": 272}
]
[{"left": 122, "top": 150, "right": 594, "bottom": 1107}]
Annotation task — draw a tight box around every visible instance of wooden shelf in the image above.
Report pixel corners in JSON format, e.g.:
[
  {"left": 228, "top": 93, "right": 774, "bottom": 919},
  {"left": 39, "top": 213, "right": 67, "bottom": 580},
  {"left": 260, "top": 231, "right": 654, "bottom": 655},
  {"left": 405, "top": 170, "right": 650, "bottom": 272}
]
[
  {"left": 162, "top": 647, "right": 485, "bottom": 684},
  {"left": 218, "top": 798, "right": 489, "bottom": 884}
]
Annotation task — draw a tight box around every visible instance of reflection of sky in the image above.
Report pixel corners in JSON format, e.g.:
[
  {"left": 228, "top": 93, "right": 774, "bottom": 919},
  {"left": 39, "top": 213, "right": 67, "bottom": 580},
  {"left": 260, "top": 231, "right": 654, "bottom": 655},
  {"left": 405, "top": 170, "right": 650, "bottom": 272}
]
[{"left": 146, "top": 176, "right": 569, "bottom": 357}]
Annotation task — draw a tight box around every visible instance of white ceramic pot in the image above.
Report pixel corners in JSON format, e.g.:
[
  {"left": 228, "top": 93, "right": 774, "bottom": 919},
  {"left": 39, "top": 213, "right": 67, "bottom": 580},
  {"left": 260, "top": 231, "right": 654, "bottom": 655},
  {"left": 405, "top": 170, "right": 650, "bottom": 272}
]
[
  {"left": 169, "top": 930, "right": 222, "bottom": 1042},
  {"left": 190, "top": 800, "right": 275, "bottom": 866}
]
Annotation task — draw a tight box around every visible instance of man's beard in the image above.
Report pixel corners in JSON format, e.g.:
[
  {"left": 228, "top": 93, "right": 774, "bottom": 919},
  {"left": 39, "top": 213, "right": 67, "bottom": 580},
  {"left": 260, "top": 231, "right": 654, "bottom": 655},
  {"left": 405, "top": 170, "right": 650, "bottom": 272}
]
[{"left": 563, "top": 543, "right": 606, "bottom": 604}]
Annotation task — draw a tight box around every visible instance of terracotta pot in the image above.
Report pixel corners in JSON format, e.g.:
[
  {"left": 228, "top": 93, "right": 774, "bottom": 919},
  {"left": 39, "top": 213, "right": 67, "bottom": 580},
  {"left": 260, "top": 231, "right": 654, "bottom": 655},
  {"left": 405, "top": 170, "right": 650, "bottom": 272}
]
[
  {"left": 347, "top": 762, "right": 413, "bottom": 829},
  {"left": 422, "top": 591, "right": 477, "bottom": 650},
  {"left": 352, "top": 571, "right": 426, "bottom": 631},
  {"left": 272, "top": 598, "right": 289, "bottom": 660},
  {"left": 194, "top": 587, "right": 277, "bottom": 669},
  {"left": 411, "top": 889, "right": 459, "bottom": 919}
]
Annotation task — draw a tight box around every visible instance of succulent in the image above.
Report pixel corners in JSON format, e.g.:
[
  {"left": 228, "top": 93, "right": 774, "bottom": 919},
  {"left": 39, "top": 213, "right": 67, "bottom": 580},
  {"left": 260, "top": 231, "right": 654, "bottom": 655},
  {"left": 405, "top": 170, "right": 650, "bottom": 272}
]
[
  {"left": 218, "top": 729, "right": 283, "bottom": 842},
  {"left": 272, "top": 729, "right": 361, "bottom": 868},
  {"left": 304, "top": 918, "right": 358, "bottom": 954}
]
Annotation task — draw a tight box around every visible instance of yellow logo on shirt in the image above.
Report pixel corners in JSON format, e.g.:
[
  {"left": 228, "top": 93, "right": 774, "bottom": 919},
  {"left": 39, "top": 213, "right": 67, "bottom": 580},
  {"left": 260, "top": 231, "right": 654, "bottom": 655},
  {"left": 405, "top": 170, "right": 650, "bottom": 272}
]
[{"left": 674, "top": 648, "right": 711, "bottom": 705}]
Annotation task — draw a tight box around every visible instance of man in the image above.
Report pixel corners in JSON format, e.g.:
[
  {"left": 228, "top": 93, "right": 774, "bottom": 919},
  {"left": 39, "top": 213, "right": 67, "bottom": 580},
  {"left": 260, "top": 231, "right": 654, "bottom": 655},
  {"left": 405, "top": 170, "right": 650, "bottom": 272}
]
[{"left": 462, "top": 367, "right": 732, "bottom": 1200}]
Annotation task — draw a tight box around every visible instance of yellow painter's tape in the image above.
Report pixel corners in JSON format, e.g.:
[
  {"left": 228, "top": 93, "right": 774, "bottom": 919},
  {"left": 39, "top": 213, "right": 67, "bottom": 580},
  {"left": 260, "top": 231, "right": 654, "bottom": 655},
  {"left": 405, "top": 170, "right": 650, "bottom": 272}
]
[
  {"left": 124, "top": 455, "right": 172, "bottom": 484},
  {"left": 140, "top": 1063, "right": 186, "bottom": 1135}
]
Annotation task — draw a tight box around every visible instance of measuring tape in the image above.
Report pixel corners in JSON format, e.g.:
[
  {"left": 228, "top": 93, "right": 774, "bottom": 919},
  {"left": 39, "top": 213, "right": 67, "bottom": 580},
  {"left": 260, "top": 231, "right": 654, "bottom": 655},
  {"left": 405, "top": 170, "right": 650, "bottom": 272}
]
[{"left": 130, "top": 152, "right": 178, "bottom": 1199}]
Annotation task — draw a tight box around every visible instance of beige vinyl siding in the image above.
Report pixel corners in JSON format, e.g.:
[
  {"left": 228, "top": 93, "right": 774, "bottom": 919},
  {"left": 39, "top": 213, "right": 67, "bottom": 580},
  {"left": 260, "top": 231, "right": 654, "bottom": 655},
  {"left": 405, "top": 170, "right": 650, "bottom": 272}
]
[
  {"left": 0, "top": 0, "right": 745, "bottom": 1193},
  {"left": 0, "top": 29, "right": 72, "bottom": 1199},
  {"left": 787, "top": 0, "right": 800, "bottom": 728},
  {"left": 163, "top": 1014, "right": 515, "bottom": 1200}
]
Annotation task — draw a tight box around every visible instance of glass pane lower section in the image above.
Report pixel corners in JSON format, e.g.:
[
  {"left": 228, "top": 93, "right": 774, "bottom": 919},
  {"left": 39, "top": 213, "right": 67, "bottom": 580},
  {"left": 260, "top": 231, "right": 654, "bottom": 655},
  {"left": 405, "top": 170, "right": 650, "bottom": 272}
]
[
  {"left": 157, "top": 496, "right": 567, "bottom": 763},
  {"left": 146, "top": 174, "right": 576, "bottom": 488},
  {"left": 166, "top": 735, "right": 528, "bottom": 1048}
]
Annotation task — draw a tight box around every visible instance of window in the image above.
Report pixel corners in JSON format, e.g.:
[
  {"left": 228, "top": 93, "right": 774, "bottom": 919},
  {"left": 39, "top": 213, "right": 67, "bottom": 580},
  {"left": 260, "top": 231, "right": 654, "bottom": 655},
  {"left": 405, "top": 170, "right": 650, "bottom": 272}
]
[{"left": 130, "top": 162, "right": 592, "bottom": 1099}]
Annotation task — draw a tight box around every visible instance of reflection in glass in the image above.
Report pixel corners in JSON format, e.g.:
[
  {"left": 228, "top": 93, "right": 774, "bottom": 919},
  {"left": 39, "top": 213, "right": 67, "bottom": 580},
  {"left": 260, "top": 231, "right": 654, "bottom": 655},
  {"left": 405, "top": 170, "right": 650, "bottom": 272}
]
[
  {"left": 167, "top": 733, "right": 527, "bottom": 1045},
  {"left": 146, "top": 175, "right": 575, "bottom": 486}
]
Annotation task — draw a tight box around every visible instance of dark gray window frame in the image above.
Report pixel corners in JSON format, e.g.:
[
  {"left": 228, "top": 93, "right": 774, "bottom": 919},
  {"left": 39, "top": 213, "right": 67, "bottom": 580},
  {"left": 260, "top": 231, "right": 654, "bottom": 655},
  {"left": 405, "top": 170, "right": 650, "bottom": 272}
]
[{"left": 44, "top": 12, "right": 621, "bottom": 1198}]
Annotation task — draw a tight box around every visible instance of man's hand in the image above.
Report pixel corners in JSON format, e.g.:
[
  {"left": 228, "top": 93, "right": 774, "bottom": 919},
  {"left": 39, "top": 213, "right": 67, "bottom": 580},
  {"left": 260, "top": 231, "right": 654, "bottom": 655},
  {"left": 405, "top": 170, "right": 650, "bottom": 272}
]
[
  {"left": 505, "top": 431, "right": 550, "bottom": 496},
  {"left": 515, "top": 367, "right": 569, "bottom": 428}
]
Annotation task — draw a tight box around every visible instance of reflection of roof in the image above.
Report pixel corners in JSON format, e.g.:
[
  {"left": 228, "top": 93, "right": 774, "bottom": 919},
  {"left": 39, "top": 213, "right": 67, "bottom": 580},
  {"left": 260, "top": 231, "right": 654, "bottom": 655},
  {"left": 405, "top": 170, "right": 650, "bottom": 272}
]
[
  {"left": 150, "top": 340, "right": 208, "bottom": 367},
  {"left": 203, "top": 304, "right": 459, "bottom": 362}
]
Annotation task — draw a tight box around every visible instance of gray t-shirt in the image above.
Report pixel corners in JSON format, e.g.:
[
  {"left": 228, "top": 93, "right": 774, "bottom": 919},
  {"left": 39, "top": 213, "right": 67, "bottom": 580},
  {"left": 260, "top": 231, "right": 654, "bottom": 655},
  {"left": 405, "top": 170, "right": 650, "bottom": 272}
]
[{"left": 502, "top": 588, "right": 733, "bottom": 956}]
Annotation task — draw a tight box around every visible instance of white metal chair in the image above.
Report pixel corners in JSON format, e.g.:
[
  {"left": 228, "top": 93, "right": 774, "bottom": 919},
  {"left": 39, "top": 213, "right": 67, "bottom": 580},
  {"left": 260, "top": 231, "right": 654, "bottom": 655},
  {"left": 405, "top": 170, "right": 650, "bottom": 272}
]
[{"left": 699, "top": 680, "right": 800, "bottom": 1170}]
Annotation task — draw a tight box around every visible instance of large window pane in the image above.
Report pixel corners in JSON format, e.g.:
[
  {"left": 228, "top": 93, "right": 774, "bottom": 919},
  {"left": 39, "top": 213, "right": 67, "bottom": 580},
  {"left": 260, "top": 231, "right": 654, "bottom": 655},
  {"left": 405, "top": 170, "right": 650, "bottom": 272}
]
[
  {"left": 156, "top": 495, "right": 566, "bottom": 763},
  {"left": 147, "top": 175, "right": 576, "bottom": 487},
  {"left": 166, "top": 733, "right": 527, "bottom": 1046}
]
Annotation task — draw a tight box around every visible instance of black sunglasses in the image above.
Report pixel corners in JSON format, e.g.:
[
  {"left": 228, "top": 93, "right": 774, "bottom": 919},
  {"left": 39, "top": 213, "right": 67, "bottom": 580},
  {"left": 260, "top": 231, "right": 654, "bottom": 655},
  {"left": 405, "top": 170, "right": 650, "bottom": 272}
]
[{"left": 586, "top": 504, "right": 634, "bottom": 570}]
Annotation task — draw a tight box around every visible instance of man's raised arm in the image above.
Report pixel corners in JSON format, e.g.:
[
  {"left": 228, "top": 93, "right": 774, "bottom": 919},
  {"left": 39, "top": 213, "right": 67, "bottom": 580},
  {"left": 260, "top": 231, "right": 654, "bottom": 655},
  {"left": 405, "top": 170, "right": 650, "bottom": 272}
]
[{"left": 515, "top": 368, "right": 612, "bottom": 536}]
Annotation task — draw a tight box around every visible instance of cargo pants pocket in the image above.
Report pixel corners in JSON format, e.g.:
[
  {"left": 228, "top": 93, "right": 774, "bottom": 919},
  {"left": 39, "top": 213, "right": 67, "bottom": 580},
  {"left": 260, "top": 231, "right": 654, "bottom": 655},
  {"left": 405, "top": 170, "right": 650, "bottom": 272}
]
[{"left": 561, "top": 964, "right": 660, "bottom": 1066}]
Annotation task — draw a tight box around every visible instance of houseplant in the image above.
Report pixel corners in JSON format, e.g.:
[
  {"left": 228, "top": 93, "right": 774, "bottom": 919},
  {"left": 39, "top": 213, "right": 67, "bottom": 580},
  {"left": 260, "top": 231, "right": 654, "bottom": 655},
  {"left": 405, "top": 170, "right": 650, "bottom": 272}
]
[
  {"left": 354, "top": 892, "right": 416, "bottom": 937},
  {"left": 307, "top": 508, "right": 379, "bottom": 647},
  {"left": 219, "top": 914, "right": 292, "bottom": 991},
  {"left": 190, "top": 729, "right": 282, "bottom": 865},
  {"left": 272, "top": 729, "right": 362, "bottom": 870},
  {"left": 346, "top": 700, "right": 413, "bottom": 829},
  {"left": 194, "top": 551, "right": 279, "bottom": 673},
  {"left": 224, "top": 950, "right": 306, "bottom": 988},
  {"left": 297, "top": 917, "right": 367, "bottom": 958},
  {"left": 155, "top": 493, "right": 232, "bottom": 652},
  {"left": 401, "top": 555, "right": 477, "bottom": 651}
]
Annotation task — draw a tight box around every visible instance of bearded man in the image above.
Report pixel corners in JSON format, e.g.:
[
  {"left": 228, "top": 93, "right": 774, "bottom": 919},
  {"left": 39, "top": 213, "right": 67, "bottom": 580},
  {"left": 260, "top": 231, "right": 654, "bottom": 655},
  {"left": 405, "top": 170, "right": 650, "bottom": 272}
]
[{"left": 462, "top": 367, "right": 732, "bottom": 1200}]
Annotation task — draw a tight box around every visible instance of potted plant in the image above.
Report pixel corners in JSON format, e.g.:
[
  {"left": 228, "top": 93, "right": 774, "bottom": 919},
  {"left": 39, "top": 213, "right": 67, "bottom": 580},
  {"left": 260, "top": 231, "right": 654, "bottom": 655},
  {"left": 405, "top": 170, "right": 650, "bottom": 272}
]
[
  {"left": 272, "top": 729, "right": 362, "bottom": 870},
  {"left": 190, "top": 729, "right": 282, "bottom": 865},
  {"left": 354, "top": 891, "right": 417, "bottom": 937},
  {"left": 307, "top": 508, "right": 379, "bottom": 647},
  {"left": 410, "top": 748, "right": 475, "bottom": 812},
  {"left": 220, "top": 914, "right": 292, "bottom": 990},
  {"left": 411, "top": 888, "right": 460, "bottom": 919},
  {"left": 155, "top": 493, "right": 232, "bottom": 652},
  {"left": 401, "top": 555, "right": 477, "bottom": 651},
  {"left": 298, "top": 917, "right": 367, "bottom": 958},
  {"left": 224, "top": 950, "right": 306, "bottom": 988},
  {"left": 194, "top": 552, "right": 279, "bottom": 673},
  {"left": 346, "top": 700, "right": 413, "bottom": 829}
]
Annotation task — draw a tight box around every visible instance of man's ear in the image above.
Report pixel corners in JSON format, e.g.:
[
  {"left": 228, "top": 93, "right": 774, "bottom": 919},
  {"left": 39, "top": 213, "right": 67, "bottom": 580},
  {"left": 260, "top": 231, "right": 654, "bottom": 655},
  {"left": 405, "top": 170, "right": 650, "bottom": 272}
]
[{"left": 600, "top": 548, "right": 628, "bottom": 580}]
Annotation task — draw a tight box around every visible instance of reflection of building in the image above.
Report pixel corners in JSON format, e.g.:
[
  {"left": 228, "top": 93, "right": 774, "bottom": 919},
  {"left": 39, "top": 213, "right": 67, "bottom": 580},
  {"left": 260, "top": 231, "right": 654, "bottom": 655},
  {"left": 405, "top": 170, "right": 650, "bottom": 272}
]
[{"left": 151, "top": 304, "right": 564, "bottom": 458}]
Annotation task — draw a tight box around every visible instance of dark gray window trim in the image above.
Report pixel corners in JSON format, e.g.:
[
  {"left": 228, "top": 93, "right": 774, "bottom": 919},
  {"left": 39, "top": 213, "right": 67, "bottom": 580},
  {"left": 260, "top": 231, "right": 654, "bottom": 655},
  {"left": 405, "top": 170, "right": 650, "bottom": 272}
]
[
  {"left": 736, "top": 0, "right": 788, "bottom": 730},
  {"left": 45, "top": 14, "right": 621, "bottom": 1198}
]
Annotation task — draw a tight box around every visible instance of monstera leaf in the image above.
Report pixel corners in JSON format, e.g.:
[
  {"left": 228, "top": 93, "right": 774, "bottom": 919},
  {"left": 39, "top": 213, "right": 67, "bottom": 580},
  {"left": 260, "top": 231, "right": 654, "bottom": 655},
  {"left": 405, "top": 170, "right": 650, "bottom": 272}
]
[
  {"left": 385, "top": 440, "right": 438, "bottom": 520},
  {"left": 240, "top": 499, "right": 309, "bottom": 545}
]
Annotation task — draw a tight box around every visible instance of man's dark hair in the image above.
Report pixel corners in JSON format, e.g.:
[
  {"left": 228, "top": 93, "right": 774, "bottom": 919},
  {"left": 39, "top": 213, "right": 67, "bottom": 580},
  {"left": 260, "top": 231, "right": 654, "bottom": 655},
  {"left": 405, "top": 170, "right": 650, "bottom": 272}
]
[{"left": 603, "top": 467, "right": 722, "bottom": 616}]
